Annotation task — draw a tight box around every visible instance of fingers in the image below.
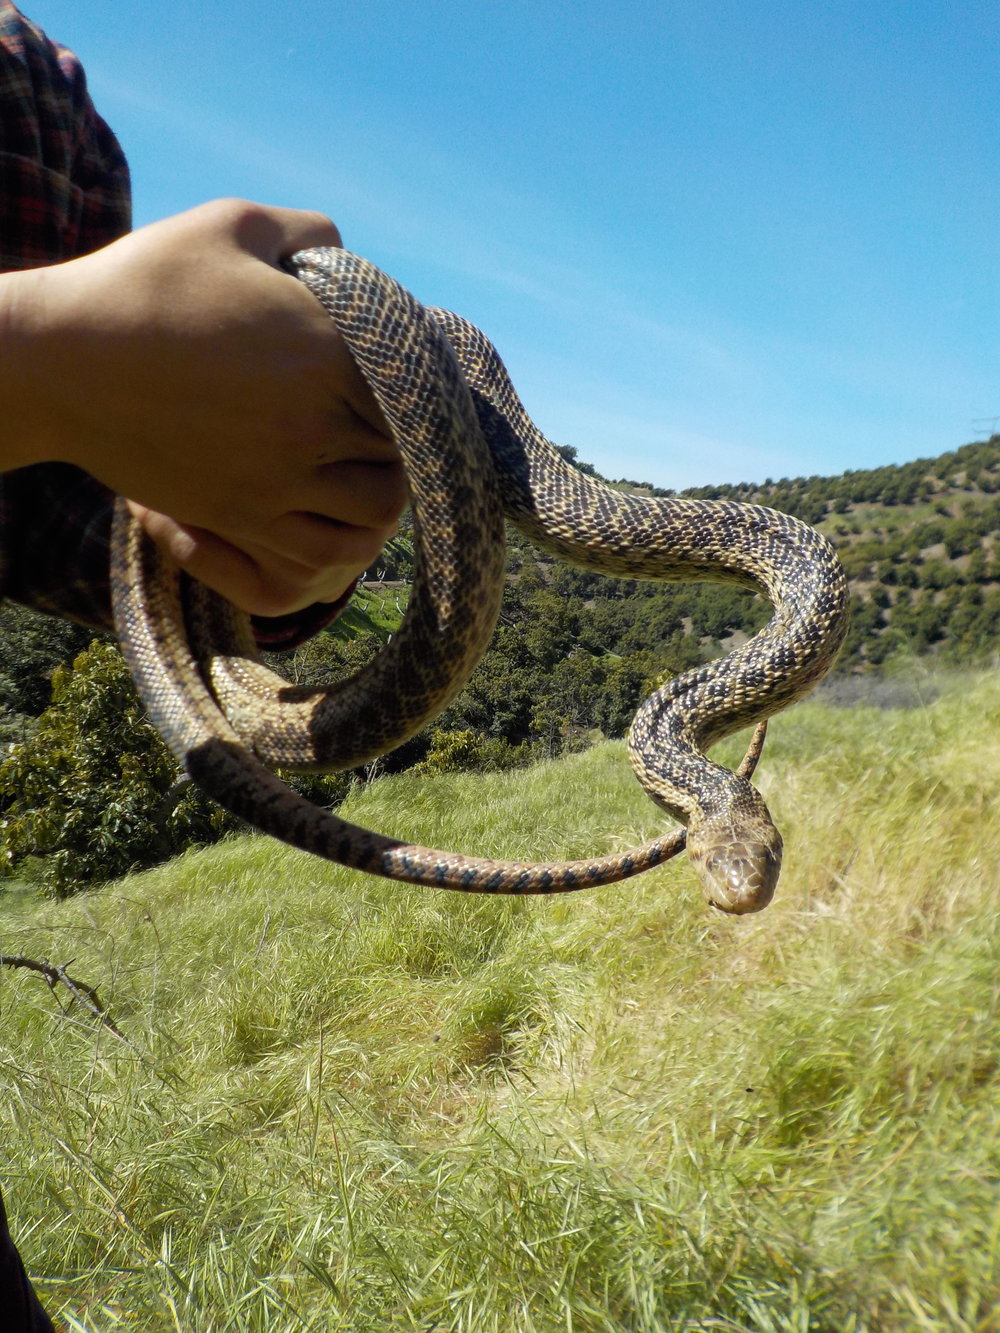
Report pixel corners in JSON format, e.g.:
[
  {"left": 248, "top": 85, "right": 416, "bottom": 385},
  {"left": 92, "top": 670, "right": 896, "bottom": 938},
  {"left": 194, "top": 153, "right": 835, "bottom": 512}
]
[
  {"left": 201, "top": 446, "right": 406, "bottom": 556},
  {"left": 223, "top": 201, "right": 394, "bottom": 445},
  {"left": 131, "top": 500, "right": 399, "bottom": 618},
  {"left": 255, "top": 512, "right": 399, "bottom": 574},
  {"left": 303, "top": 454, "right": 407, "bottom": 522},
  {"left": 132, "top": 509, "right": 353, "bottom": 617},
  {"left": 216, "top": 503, "right": 401, "bottom": 581},
  {"left": 205, "top": 198, "right": 344, "bottom": 264}
]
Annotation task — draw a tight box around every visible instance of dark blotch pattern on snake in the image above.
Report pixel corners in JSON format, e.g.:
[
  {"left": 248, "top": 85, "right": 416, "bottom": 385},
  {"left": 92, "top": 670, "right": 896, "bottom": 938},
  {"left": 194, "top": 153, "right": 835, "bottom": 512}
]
[{"left": 111, "top": 248, "right": 850, "bottom": 914}]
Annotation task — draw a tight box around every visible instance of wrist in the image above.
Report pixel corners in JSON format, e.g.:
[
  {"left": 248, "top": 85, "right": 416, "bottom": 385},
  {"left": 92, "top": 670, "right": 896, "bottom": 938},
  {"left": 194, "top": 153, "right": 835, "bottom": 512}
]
[{"left": 0, "top": 266, "right": 65, "bottom": 472}]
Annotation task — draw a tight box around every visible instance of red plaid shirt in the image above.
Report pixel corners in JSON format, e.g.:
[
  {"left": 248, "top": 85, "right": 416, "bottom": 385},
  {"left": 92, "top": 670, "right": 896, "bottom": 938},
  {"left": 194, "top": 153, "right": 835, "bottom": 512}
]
[
  {"left": 0, "top": 0, "right": 348, "bottom": 645},
  {"left": 0, "top": 1, "right": 129, "bottom": 269}
]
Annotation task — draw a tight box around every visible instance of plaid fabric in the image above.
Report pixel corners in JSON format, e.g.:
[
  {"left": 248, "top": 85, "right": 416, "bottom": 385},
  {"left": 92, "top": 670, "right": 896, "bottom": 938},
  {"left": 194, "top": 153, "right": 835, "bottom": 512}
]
[
  {"left": 0, "top": 1, "right": 132, "bottom": 630},
  {"left": 0, "top": 1, "right": 351, "bottom": 643},
  {"left": 0, "top": 0, "right": 130, "bottom": 269}
]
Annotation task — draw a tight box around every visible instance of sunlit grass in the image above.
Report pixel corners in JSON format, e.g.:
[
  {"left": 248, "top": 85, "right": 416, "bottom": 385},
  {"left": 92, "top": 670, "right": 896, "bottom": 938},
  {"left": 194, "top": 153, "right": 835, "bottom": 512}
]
[{"left": 2, "top": 671, "right": 999, "bottom": 1330}]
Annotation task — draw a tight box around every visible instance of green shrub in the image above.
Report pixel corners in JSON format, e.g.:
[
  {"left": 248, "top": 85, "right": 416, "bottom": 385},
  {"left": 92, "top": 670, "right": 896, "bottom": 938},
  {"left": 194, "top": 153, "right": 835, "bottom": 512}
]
[{"left": 0, "top": 640, "right": 239, "bottom": 895}]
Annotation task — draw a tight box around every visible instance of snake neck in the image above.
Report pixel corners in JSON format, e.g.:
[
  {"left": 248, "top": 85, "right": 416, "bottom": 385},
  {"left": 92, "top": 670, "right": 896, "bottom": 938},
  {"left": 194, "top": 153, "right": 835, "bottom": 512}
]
[
  {"left": 627, "top": 707, "right": 754, "bottom": 826},
  {"left": 630, "top": 730, "right": 783, "bottom": 914}
]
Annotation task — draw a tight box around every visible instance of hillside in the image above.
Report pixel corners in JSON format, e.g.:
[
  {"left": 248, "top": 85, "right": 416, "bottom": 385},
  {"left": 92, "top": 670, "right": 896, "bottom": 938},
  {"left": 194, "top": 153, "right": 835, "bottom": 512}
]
[
  {"left": 2, "top": 672, "right": 999, "bottom": 1329},
  {"left": 676, "top": 434, "right": 1000, "bottom": 668},
  {"left": 2, "top": 434, "right": 1000, "bottom": 896},
  {"left": 368, "top": 432, "right": 1000, "bottom": 682},
  {"left": 353, "top": 433, "right": 1000, "bottom": 766}
]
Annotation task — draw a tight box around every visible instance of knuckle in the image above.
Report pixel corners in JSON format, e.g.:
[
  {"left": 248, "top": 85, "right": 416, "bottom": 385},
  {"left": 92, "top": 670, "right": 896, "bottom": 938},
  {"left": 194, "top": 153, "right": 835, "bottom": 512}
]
[
  {"left": 228, "top": 199, "right": 282, "bottom": 248},
  {"left": 199, "top": 197, "right": 261, "bottom": 232},
  {"left": 304, "top": 210, "right": 342, "bottom": 247},
  {"left": 246, "top": 584, "right": 300, "bottom": 619},
  {"left": 351, "top": 525, "right": 396, "bottom": 567},
  {"left": 372, "top": 470, "right": 409, "bottom": 526}
]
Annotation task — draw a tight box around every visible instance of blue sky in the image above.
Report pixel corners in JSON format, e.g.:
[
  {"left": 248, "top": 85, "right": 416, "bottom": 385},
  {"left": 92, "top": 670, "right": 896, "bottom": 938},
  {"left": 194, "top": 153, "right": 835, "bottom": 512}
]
[{"left": 23, "top": 0, "right": 1000, "bottom": 490}]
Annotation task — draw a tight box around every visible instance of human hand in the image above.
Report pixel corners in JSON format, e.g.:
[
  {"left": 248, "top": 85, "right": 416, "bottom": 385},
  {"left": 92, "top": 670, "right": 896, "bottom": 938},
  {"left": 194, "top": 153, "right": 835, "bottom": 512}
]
[{"left": 1, "top": 199, "right": 405, "bottom": 616}]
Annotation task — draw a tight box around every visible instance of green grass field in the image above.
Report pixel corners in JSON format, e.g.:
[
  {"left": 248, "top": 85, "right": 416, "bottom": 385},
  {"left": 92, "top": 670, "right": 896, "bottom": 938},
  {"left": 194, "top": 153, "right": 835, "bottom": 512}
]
[{"left": 2, "top": 670, "right": 999, "bottom": 1331}]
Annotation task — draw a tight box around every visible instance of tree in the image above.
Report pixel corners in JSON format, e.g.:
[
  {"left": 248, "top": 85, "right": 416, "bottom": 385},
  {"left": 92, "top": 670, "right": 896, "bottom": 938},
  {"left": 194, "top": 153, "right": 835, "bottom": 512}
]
[
  {"left": 0, "top": 642, "right": 239, "bottom": 896},
  {"left": 0, "top": 603, "right": 98, "bottom": 717}
]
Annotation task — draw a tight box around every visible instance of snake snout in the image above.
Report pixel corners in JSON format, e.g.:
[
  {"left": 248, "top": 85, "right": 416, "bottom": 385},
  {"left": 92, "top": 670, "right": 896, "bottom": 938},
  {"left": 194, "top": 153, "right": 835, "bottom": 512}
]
[{"left": 687, "top": 820, "right": 783, "bottom": 915}]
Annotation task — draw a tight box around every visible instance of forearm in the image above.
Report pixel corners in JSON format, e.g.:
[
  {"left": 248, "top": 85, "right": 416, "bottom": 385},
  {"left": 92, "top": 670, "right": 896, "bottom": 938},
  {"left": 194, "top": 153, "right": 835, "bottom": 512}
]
[{"left": 0, "top": 267, "right": 59, "bottom": 472}]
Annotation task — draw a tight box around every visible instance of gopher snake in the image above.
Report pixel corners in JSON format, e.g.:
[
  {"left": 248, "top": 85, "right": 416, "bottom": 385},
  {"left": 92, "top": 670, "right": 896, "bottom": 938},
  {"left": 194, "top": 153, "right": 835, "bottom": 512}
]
[{"left": 111, "top": 248, "right": 849, "bottom": 914}]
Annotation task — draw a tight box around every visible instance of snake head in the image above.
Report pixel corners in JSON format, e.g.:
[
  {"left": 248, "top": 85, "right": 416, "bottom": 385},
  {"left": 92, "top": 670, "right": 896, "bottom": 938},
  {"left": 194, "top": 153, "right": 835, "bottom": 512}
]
[{"left": 686, "top": 795, "right": 783, "bottom": 915}]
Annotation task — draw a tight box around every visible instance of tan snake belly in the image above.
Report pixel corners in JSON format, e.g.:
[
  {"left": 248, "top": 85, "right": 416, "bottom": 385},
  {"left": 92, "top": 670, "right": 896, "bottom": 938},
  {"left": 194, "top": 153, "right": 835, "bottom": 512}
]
[{"left": 111, "top": 248, "right": 849, "bottom": 914}]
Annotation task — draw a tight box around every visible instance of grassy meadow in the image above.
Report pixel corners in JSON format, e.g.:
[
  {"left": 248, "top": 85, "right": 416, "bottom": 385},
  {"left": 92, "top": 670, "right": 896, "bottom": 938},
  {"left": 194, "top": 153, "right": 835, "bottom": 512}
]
[{"left": 1, "top": 668, "right": 999, "bottom": 1331}]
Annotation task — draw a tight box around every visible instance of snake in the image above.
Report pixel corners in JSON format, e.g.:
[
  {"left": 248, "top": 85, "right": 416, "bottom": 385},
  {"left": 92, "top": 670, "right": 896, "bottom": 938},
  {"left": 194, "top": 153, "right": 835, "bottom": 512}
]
[{"left": 110, "top": 247, "right": 849, "bottom": 915}]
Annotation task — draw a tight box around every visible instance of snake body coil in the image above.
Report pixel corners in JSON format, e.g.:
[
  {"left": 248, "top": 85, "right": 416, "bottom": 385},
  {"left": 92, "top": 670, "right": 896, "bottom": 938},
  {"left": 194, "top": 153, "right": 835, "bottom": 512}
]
[{"left": 111, "top": 248, "right": 849, "bottom": 914}]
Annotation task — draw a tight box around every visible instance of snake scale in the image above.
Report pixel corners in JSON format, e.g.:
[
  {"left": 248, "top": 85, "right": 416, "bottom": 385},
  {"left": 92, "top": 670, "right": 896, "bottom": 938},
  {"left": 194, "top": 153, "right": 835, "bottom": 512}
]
[{"left": 111, "top": 247, "right": 849, "bottom": 915}]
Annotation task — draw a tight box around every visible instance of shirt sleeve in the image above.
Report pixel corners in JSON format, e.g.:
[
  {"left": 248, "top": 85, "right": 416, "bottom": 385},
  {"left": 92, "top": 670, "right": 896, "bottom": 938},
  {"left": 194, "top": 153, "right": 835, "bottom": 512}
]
[{"left": 0, "top": 0, "right": 131, "bottom": 269}]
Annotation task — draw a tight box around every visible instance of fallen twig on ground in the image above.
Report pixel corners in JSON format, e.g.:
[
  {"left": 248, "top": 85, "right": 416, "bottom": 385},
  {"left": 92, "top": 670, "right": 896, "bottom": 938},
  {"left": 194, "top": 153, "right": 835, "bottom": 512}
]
[{"left": 0, "top": 952, "right": 125, "bottom": 1038}]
